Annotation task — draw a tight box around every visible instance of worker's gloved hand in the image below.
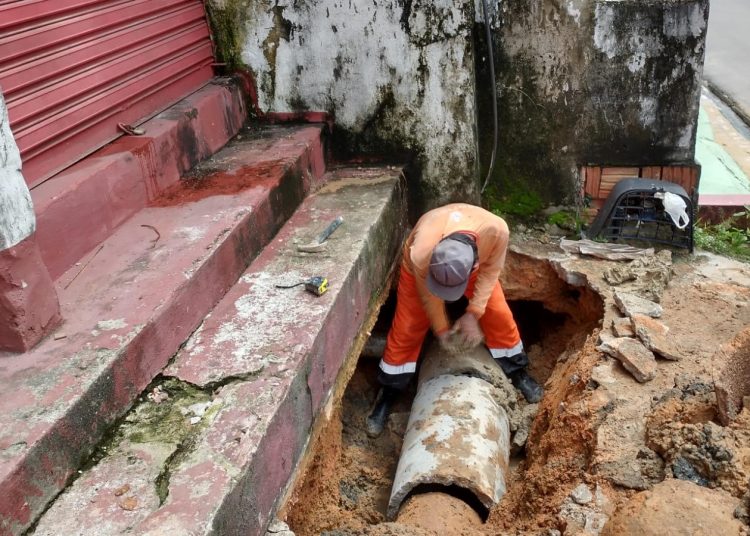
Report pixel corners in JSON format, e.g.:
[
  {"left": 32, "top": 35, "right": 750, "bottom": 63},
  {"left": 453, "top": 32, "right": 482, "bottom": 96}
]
[
  {"left": 438, "top": 330, "right": 464, "bottom": 356},
  {"left": 455, "top": 312, "right": 483, "bottom": 348}
]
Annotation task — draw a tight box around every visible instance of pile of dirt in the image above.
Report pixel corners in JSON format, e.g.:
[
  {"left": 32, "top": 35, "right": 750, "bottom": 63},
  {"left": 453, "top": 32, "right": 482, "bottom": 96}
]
[
  {"left": 602, "top": 479, "right": 745, "bottom": 536},
  {"left": 485, "top": 334, "right": 605, "bottom": 534},
  {"left": 647, "top": 378, "right": 750, "bottom": 497},
  {"left": 396, "top": 493, "right": 482, "bottom": 533}
]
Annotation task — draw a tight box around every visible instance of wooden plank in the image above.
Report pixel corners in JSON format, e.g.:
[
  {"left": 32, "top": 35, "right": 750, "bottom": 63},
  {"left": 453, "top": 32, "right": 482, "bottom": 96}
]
[
  {"left": 601, "top": 167, "right": 639, "bottom": 177},
  {"left": 662, "top": 166, "right": 701, "bottom": 195},
  {"left": 583, "top": 166, "right": 601, "bottom": 198},
  {"left": 641, "top": 166, "right": 662, "bottom": 180},
  {"left": 599, "top": 167, "right": 640, "bottom": 199}
]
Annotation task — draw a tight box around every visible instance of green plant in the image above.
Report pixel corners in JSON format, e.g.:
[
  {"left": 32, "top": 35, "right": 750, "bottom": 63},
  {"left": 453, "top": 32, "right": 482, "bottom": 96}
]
[
  {"left": 694, "top": 207, "right": 750, "bottom": 261},
  {"left": 547, "top": 210, "right": 579, "bottom": 231},
  {"left": 484, "top": 183, "right": 543, "bottom": 219}
]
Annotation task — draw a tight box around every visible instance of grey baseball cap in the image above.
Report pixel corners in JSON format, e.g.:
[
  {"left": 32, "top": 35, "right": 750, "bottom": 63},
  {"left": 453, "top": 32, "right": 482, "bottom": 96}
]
[{"left": 426, "top": 236, "right": 475, "bottom": 302}]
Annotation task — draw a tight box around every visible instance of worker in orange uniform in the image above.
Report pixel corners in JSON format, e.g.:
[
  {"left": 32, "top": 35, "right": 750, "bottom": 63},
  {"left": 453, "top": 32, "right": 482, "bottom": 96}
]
[{"left": 367, "top": 203, "right": 543, "bottom": 437}]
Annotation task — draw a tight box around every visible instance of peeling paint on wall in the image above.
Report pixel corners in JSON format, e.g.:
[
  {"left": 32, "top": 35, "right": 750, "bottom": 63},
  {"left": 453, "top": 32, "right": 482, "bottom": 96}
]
[
  {"left": 226, "top": 0, "right": 480, "bottom": 211},
  {"left": 0, "top": 90, "right": 35, "bottom": 250},
  {"left": 594, "top": 3, "right": 619, "bottom": 60}
]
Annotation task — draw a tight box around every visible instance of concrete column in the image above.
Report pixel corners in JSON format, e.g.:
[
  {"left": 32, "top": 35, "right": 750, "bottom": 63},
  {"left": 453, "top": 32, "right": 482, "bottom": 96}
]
[
  {"left": 0, "top": 90, "right": 60, "bottom": 352},
  {"left": 477, "top": 0, "right": 709, "bottom": 205}
]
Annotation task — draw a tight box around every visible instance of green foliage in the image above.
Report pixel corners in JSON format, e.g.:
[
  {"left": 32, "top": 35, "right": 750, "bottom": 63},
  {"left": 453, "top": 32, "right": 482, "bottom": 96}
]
[
  {"left": 484, "top": 183, "right": 543, "bottom": 219},
  {"left": 204, "top": 0, "right": 250, "bottom": 70},
  {"left": 547, "top": 210, "right": 578, "bottom": 231},
  {"left": 694, "top": 208, "right": 750, "bottom": 261}
]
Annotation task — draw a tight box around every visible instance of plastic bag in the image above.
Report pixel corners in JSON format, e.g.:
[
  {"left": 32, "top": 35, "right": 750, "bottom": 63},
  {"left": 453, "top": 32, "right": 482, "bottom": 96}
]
[{"left": 662, "top": 192, "right": 690, "bottom": 230}]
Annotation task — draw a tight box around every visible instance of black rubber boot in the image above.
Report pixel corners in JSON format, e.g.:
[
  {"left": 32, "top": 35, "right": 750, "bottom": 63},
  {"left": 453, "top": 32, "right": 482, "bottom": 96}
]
[
  {"left": 366, "top": 386, "right": 399, "bottom": 438},
  {"left": 509, "top": 369, "right": 544, "bottom": 403}
]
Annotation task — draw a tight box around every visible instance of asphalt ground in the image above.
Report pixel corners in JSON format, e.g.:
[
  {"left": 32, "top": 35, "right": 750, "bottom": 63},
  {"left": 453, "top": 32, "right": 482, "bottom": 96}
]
[
  {"left": 697, "top": 2, "right": 750, "bottom": 208},
  {"left": 703, "top": 0, "right": 750, "bottom": 123}
]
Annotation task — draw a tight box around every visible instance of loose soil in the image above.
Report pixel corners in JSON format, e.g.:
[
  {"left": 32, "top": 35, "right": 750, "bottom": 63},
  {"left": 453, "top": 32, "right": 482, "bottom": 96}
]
[{"left": 281, "top": 244, "right": 750, "bottom": 535}]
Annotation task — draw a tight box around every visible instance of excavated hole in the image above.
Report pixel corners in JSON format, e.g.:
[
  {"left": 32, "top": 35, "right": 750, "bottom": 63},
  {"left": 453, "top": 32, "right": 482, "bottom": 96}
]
[{"left": 282, "top": 253, "right": 603, "bottom": 535}]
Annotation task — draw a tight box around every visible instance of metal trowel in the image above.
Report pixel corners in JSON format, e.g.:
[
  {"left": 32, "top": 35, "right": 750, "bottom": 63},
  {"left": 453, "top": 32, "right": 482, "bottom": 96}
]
[{"left": 297, "top": 216, "right": 343, "bottom": 253}]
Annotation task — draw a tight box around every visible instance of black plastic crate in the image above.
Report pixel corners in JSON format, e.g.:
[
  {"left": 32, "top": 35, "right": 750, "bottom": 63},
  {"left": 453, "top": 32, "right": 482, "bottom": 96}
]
[{"left": 585, "top": 178, "right": 694, "bottom": 252}]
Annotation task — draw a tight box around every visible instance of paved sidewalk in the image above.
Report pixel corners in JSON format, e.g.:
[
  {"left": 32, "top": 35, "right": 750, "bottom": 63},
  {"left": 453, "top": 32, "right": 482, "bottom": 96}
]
[
  {"left": 696, "top": 90, "right": 750, "bottom": 208},
  {"left": 703, "top": 0, "right": 750, "bottom": 123}
]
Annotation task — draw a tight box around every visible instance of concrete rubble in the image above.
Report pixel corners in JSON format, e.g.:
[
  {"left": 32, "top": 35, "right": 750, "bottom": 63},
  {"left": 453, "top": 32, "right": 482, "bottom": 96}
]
[
  {"left": 603, "top": 250, "right": 674, "bottom": 303},
  {"left": 610, "top": 316, "right": 634, "bottom": 338},
  {"left": 631, "top": 314, "right": 682, "bottom": 361},
  {"left": 558, "top": 484, "right": 613, "bottom": 536},
  {"left": 597, "top": 336, "right": 657, "bottom": 383},
  {"left": 613, "top": 290, "right": 663, "bottom": 318},
  {"left": 265, "top": 519, "right": 295, "bottom": 536},
  {"left": 570, "top": 484, "right": 594, "bottom": 505},
  {"left": 646, "top": 379, "right": 750, "bottom": 498}
]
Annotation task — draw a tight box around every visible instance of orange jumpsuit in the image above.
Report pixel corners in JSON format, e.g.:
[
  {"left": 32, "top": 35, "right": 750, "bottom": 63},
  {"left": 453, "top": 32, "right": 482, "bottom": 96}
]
[{"left": 379, "top": 204, "right": 524, "bottom": 388}]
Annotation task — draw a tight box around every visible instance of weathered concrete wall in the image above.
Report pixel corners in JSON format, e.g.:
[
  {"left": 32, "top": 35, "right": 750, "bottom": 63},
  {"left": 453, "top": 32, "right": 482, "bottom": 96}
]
[
  {"left": 0, "top": 90, "right": 35, "bottom": 250},
  {"left": 208, "top": 0, "right": 708, "bottom": 212},
  {"left": 208, "top": 0, "right": 480, "bottom": 213},
  {"left": 477, "top": 0, "right": 709, "bottom": 208}
]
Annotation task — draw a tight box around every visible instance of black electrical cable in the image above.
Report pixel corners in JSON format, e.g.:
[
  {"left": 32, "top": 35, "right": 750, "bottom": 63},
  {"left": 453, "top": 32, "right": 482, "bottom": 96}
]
[
  {"left": 480, "top": 0, "right": 498, "bottom": 195},
  {"left": 275, "top": 281, "right": 306, "bottom": 289}
]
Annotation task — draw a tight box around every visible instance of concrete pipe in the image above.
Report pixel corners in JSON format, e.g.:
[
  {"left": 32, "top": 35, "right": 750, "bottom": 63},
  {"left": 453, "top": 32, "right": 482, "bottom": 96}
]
[
  {"left": 386, "top": 366, "right": 511, "bottom": 520},
  {"left": 418, "top": 343, "right": 510, "bottom": 389}
]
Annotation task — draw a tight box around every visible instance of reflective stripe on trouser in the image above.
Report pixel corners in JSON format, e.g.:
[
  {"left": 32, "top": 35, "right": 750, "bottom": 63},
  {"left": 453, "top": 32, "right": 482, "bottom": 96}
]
[{"left": 378, "top": 265, "right": 523, "bottom": 389}]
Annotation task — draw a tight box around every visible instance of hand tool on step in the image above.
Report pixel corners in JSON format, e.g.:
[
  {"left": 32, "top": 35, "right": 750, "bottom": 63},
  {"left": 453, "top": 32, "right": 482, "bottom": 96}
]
[
  {"left": 297, "top": 216, "right": 343, "bottom": 253},
  {"left": 275, "top": 276, "right": 329, "bottom": 296}
]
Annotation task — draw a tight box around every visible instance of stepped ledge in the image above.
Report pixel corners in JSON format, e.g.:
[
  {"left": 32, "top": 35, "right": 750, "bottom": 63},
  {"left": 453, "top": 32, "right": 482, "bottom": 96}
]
[
  {"left": 33, "top": 167, "right": 407, "bottom": 536},
  {"left": 0, "top": 124, "right": 326, "bottom": 536}
]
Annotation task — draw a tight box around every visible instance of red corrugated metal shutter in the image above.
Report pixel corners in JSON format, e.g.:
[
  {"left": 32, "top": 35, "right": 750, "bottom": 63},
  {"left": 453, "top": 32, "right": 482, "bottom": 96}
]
[{"left": 0, "top": 0, "right": 216, "bottom": 188}]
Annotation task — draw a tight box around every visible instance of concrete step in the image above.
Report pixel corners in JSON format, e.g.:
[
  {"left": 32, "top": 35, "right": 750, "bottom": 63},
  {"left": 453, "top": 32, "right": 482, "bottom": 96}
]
[
  {"left": 32, "top": 78, "right": 247, "bottom": 280},
  {"left": 31, "top": 167, "right": 407, "bottom": 536},
  {"left": 0, "top": 125, "right": 326, "bottom": 536}
]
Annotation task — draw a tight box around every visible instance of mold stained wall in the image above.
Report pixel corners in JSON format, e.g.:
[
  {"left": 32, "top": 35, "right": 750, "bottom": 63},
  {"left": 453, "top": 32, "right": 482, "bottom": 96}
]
[
  {"left": 0, "top": 90, "right": 35, "bottom": 250},
  {"left": 230, "top": 0, "right": 481, "bottom": 212},
  {"left": 477, "top": 0, "right": 709, "bottom": 204}
]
